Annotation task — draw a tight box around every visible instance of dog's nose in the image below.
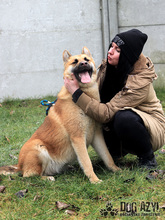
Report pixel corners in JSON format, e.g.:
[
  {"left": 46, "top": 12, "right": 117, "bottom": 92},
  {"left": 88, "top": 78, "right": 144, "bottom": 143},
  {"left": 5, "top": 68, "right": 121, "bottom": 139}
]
[{"left": 80, "top": 61, "right": 88, "bottom": 66}]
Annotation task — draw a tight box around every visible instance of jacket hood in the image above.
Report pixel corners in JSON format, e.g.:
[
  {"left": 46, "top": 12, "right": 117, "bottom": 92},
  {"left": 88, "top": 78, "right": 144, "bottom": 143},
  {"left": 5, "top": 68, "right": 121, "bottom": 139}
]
[{"left": 125, "top": 54, "right": 157, "bottom": 90}]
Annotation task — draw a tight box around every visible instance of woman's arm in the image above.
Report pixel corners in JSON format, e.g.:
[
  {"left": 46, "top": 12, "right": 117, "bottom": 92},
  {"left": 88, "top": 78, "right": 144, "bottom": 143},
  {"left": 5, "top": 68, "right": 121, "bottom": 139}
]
[
  {"left": 64, "top": 73, "right": 149, "bottom": 124},
  {"left": 76, "top": 85, "right": 149, "bottom": 123}
]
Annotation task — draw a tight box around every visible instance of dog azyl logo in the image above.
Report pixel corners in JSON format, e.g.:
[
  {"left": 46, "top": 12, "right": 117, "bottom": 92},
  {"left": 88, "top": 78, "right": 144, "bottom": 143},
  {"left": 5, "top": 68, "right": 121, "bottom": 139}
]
[
  {"left": 100, "top": 201, "right": 161, "bottom": 217},
  {"left": 120, "top": 201, "right": 160, "bottom": 217}
]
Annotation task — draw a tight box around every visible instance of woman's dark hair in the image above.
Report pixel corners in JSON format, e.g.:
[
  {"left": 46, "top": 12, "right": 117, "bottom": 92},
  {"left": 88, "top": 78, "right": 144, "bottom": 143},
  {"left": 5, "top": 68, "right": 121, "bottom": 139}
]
[{"left": 100, "top": 44, "right": 134, "bottom": 103}]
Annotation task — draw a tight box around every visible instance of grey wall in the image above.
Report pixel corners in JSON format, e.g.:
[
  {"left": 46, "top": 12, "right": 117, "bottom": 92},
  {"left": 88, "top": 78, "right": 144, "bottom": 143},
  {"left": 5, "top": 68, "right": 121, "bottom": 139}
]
[
  {"left": 0, "top": 0, "right": 165, "bottom": 102},
  {"left": 0, "top": 0, "right": 103, "bottom": 101},
  {"left": 102, "top": 0, "right": 165, "bottom": 88},
  {"left": 117, "top": 0, "right": 165, "bottom": 88}
]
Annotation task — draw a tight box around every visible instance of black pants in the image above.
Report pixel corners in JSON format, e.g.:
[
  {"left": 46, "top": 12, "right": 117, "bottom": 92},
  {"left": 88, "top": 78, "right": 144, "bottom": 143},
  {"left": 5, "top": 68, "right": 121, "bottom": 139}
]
[{"left": 103, "top": 110, "right": 154, "bottom": 159}]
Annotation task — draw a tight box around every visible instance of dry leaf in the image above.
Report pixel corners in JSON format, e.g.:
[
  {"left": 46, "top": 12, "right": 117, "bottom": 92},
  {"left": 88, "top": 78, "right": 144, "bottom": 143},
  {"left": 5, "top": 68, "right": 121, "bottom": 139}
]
[
  {"left": 56, "top": 201, "right": 70, "bottom": 210},
  {"left": 0, "top": 186, "right": 6, "bottom": 193},
  {"left": 9, "top": 154, "right": 18, "bottom": 160},
  {"left": 5, "top": 136, "right": 10, "bottom": 143},
  {"left": 0, "top": 104, "right": 2, "bottom": 107},
  {"left": 33, "top": 194, "right": 41, "bottom": 201},
  {"left": 146, "top": 170, "right": 165, "bottom": 181},
  {"left": 151, "top": 171, "right": 159, "bottom": 178},
  {"left": 146, "top": 170, "right": 159, "bottom": 180},
  {"left": 15, "top": 189, "right": 28, "bottom": 198},
  {"left": 65, "top": 209, "right": 77, "bottom": 215}
]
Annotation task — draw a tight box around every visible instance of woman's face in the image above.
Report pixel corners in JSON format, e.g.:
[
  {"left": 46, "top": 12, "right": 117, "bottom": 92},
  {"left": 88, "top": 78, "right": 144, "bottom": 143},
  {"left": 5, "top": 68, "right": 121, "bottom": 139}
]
[{"left": 107, "top": 42, "right": 121, "bottom": 67}]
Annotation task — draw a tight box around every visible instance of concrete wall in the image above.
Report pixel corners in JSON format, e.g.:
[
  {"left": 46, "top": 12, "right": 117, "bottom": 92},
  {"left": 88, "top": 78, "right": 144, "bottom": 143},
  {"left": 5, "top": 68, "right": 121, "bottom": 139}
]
[
  {"left": 117, "top": 0, "right": 165, "bottom": 88},
  {"left": 0, "top": 0, "right": 165, "bottom": 102},
  {"left": 0, "top": 0, "right": 103, "bottom": 101}
]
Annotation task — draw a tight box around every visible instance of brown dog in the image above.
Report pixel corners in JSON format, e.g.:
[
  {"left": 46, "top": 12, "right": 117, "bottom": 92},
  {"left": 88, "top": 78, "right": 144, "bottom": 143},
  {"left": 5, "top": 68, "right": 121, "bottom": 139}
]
[{"left": 0, "top": 47, "right": 120, "bottom": 183}]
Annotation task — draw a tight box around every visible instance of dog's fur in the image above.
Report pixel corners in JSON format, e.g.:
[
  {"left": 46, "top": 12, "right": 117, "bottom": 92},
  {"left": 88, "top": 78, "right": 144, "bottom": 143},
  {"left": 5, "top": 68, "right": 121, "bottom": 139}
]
[{"left": 0, "top": 47, "right": 120, "bottom": 183}]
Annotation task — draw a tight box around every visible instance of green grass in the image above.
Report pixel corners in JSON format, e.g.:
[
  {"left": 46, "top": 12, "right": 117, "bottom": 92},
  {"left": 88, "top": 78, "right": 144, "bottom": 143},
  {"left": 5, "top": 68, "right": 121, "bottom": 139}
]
[{"left": 0, "top": 91, "right": 165, "bottom": 220}]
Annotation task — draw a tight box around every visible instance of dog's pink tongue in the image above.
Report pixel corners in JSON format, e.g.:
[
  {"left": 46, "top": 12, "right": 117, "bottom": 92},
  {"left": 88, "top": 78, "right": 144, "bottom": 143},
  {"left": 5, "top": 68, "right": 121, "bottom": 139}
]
[{"left": 79, "top": 71, "right": 91, "bottom": 83}]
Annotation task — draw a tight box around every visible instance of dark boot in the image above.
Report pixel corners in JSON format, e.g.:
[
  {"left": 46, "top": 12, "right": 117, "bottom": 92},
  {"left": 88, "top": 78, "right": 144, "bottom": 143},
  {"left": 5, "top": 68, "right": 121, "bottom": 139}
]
[{"left": 138, "top": 154, "right": 157, "bottom": 169}]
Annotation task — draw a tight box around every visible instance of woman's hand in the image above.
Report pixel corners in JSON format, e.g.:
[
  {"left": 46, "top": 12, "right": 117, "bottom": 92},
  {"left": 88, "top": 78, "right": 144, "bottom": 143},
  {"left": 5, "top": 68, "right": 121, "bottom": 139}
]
[{"left": 64, "top": 73, "right": 80, "bottom": 95}]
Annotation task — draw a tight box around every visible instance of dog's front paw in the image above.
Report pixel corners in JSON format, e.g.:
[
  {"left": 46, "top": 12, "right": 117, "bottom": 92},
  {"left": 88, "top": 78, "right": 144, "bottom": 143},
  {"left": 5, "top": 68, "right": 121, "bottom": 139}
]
[
  {"left": 90, "top": 178, "right": 103, "bottom": 184},
  {"left": 111, "top": 165, "right": 122, "bottom": 172},
  {"left": 42, "top": 176, "right": 55, "bottom": 181}
]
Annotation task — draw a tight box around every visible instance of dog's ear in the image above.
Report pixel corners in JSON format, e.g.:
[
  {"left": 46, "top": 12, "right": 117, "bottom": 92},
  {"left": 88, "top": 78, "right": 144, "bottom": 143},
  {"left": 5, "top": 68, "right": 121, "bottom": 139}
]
[
  {"left": 82, "top": 47, "right": 92, "bottom": 58},
  {"left": 63, "top": 50, "right": 72, "bottom": 64}
]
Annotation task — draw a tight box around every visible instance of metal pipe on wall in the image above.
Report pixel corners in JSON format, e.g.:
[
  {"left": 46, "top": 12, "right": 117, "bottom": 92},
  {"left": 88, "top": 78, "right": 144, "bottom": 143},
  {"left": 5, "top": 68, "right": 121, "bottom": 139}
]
[
  {"left": 108, "top": 0, "right": 119, "bottom": 40},
  {"left": 100, "top": 0, "right": 119, "bottom": 58}
]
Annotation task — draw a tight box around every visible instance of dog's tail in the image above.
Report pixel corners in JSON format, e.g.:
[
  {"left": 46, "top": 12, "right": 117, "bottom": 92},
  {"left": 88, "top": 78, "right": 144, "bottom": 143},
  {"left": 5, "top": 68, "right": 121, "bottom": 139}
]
[{"left": 0, "top": 165, "right": 19, "bottom": 175}]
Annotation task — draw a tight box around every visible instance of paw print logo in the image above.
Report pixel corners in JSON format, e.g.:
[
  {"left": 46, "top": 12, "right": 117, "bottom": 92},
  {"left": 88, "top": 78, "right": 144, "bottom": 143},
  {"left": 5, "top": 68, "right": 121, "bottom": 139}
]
[
  {"left": 100, "top": 201, "right": 118, "bottom": 217},
  {"left": 100, "top": 209, "right": 108, "bottom": 217}
]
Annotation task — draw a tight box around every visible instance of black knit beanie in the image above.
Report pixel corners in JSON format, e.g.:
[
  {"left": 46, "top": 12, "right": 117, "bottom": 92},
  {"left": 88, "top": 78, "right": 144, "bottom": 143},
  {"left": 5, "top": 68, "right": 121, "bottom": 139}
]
[{"left": 112, "top": 29, "right": 148, "bottom": 65}]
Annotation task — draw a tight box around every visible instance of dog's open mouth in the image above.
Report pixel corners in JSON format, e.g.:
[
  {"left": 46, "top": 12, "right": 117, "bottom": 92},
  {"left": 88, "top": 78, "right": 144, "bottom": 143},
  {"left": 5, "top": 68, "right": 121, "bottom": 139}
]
[
  {"left": 78, "top": 71, "right": 91, "bottom": 83},
  {"left": 73, "top": 65, "right": 93, "bottom": 84}
]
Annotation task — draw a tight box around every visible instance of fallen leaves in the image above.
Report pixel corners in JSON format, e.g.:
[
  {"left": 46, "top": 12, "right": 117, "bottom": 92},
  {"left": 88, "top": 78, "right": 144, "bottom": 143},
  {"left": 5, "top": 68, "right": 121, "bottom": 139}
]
[
  {"left": 65, "top": 209, "right": 77, "bottom": 215},
  {"left": 9, "top": 154, "right": 18, "bottom": 160},
  {"left": 33, "top": 194, "right": 42, "bottom": 201},
  {"left": 56, "top": 201, "right": 79, "bottom": 216},
  {"left": 0, "top": 186, "right": 6, "bottom": 193},
  {"left": 15, "top": 189, "right": 28, "bottom": 198},
  {"left": 122, "top": 170, "right": 165, "bottom": 183},
  {"left": 56, "top": 201, "right": 70, "bottom": 210},
  {"left": 146, "top": 170, "right": 165, "bottom": 181},
  {"left": 5, "top": 136, "right": 10, "bottom": 143}
]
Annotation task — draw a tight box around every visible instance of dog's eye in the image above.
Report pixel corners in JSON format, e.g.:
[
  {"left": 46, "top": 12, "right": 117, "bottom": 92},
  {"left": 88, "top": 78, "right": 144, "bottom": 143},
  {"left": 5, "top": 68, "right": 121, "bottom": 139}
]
[
  {"left": 84, "top": 57, "right": 89, "bottom": 62},
  {"left": 72, "top": 59, "right": 78, "bottom": 64}
]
